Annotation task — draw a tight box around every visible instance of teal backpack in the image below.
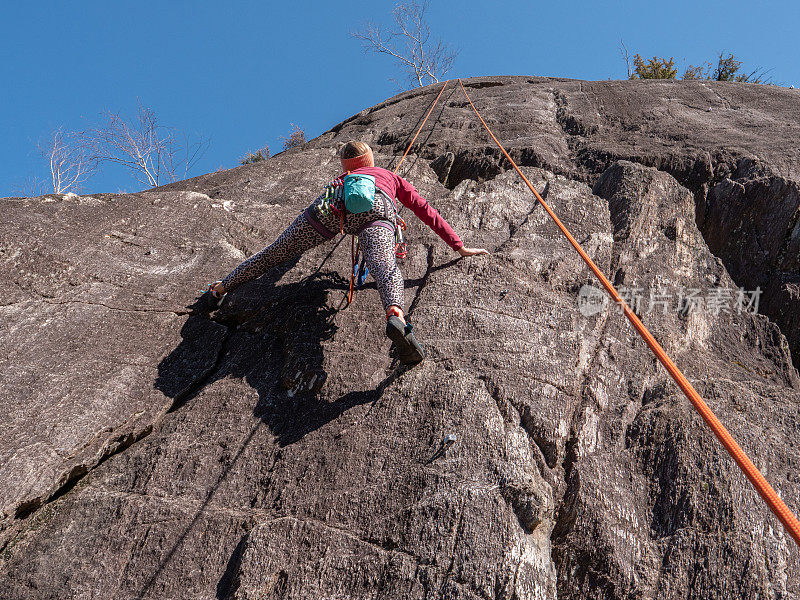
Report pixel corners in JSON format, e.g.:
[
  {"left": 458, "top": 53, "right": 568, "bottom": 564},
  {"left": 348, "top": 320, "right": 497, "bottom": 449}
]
[{"left": 343, "top": 173, "right": 376, "bottom": 213}]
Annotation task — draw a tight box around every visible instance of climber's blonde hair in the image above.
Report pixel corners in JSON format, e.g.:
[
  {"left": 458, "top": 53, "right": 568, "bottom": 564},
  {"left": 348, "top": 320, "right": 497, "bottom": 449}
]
[{"left": 340, "top": 141, "right": 372, "bottom": 160}]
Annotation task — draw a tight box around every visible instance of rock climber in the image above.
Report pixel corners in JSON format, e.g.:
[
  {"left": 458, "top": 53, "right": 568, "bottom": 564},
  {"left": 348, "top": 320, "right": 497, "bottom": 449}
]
[{"left": 205, "top": 141, "right": 489, "bottom": 365}]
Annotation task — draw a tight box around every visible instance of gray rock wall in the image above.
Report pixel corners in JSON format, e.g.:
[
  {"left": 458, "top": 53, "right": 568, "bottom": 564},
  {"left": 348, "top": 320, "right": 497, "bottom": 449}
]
[{"left": 1, "top": 77, "right": 798, "bottom": 599}]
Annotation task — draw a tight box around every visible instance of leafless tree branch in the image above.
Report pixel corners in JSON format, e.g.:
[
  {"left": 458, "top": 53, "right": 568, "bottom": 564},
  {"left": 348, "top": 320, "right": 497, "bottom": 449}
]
[
  {"left": 35, "top": 127, "right": 98, "bottom": 194},
  {"left": 10, "top": 175, "right": 49, "bottom": 197},
  {"left": 80, "top": 99, "right": 210, "bottom": 188},
  {"left": 352, "top": 0, "right": 457, "bottom": 88},
  {"left": 619, "top": 39, "right": 632, "bottom": 79}
]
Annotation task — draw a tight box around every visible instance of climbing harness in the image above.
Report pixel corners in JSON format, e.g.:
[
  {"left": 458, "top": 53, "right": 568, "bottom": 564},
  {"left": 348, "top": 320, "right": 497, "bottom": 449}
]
[{"left": 454, "top": 78, "right": 800, "bottom": 547}]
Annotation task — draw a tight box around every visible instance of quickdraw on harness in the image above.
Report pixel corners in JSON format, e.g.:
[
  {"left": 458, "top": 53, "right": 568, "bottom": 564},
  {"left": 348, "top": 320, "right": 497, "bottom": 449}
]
[
  {"left": 315, "top": 173, "right": 346, "bottom": 232},
  {"left": 394, "top": 216, "right": 408, "bottom": 259}
]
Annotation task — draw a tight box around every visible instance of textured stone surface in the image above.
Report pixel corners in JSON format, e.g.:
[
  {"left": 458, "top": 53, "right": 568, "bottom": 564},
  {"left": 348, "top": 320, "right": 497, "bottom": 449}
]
[{"left": 1, "top": 77, "right": 799, "bottom": 599}]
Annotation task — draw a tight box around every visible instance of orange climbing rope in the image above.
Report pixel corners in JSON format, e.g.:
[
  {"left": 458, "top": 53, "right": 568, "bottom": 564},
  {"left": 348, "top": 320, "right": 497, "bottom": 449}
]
[
  {"left": 393, "top": 81, "right": 449, "bottom": 176},
  {"left": 348, "top": 81, "right": 449, "bottom": 304},
  {"left": 457, "top": 78, "right": 800, "bottom": 547}
]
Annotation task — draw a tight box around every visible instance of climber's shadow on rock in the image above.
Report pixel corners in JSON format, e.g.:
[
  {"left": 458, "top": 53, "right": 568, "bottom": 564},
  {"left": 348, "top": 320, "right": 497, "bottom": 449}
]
[
  {"left": 146, "top": 258, "right": 397, "bottom": 600},
  {"left": 155, "top": 255, "right": 393, "bottom": 448}
]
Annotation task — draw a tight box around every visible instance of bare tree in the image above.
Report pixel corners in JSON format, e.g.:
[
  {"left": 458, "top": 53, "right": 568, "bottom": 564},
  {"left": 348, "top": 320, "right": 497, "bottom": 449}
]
[
  {"left": 619, "top": 40, "right": 632, "bottom": 79},
  {"left": 10, "top": 174, "right": 49, "bottom": 197},
  {"left": 81, "top": 100, "right": 210, "bottom": 188},
  {"left": 352, "top": 0, "right": 457, "bottom": 88},
  {"left": 36, "top": 127, "right": 98, "bottom": 194}
]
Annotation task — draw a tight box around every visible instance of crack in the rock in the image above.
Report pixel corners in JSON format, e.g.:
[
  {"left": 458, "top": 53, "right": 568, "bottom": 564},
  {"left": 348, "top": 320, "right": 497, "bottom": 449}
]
[
  {"left": 268, "top": 514, "right": 493, "bottom": 598},
  {"left": 494, "top": 181, "right": 551, "bottom": 254},
  {"left": 60, "top": 401, "right": 151, "bottom": 463},
  {"left": 529, "top": 374, "right": 573, "bottom": 400},
  {"left": 0, "top": 300, "right": 30, "bottom": 308},
  {"left": 406, "top": 244, "right": 434, "bottom": 319},
  {"left": 106, "top": 231, "right": 147, "bottom": 247},
  {"left": 591, "top": 154, "right": 800, "bottom": 372},
  {"left": 777, "top": 200, "right": 800, "bottom": 267},
  {"left": 38, "top": 297, "right": 190, "bottom": 316},
  {"left": 11, "top": 424, "right": 154, "bottom": 522},
  {"left": 89, "top": 488, "right": 274, "bottom": 520},
  {"left": 478, "top": 374, "right": 558, "bottom": 493},
  {"left": 6, "top": 315, "right": 233, "bottom": 528},
  {"left": 549, "top": 311, "right": 610, "bottom": 551}
]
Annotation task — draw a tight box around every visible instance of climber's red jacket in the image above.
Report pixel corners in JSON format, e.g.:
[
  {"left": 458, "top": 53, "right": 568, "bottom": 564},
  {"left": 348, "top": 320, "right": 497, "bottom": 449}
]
[{"left": 344, "top": 166, "right": 463, "bottom": 251}]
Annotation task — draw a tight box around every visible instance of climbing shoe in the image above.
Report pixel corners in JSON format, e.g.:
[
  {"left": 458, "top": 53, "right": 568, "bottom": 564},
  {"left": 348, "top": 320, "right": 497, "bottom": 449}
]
[
  {"left": 386, "top": 316, "right": 425, "bottom": 365},
  {"left": 199, "top": 281, "right": 227, "bottom": 310}
]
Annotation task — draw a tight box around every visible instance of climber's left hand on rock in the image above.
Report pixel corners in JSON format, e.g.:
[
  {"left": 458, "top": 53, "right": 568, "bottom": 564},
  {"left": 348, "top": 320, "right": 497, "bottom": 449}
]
[{"left": 458, "top": 246, "right": 490, "bottom": 257}]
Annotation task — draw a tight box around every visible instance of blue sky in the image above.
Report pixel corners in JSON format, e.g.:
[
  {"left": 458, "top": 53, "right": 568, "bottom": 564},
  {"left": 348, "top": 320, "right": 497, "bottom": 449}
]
[{"left": 2, "top": 0, "right": 797, "bottom": 196}]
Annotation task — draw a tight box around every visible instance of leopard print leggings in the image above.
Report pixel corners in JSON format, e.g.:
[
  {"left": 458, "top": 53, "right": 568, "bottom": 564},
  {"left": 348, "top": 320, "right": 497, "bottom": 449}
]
[{"left": 219, "top": 189, "right": 405, "bottom": 310}]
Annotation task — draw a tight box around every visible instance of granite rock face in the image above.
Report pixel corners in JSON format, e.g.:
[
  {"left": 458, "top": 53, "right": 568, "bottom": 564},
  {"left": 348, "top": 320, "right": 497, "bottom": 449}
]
[{"left": 1, "top": 77, "right": 799, "bottom": 599}]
